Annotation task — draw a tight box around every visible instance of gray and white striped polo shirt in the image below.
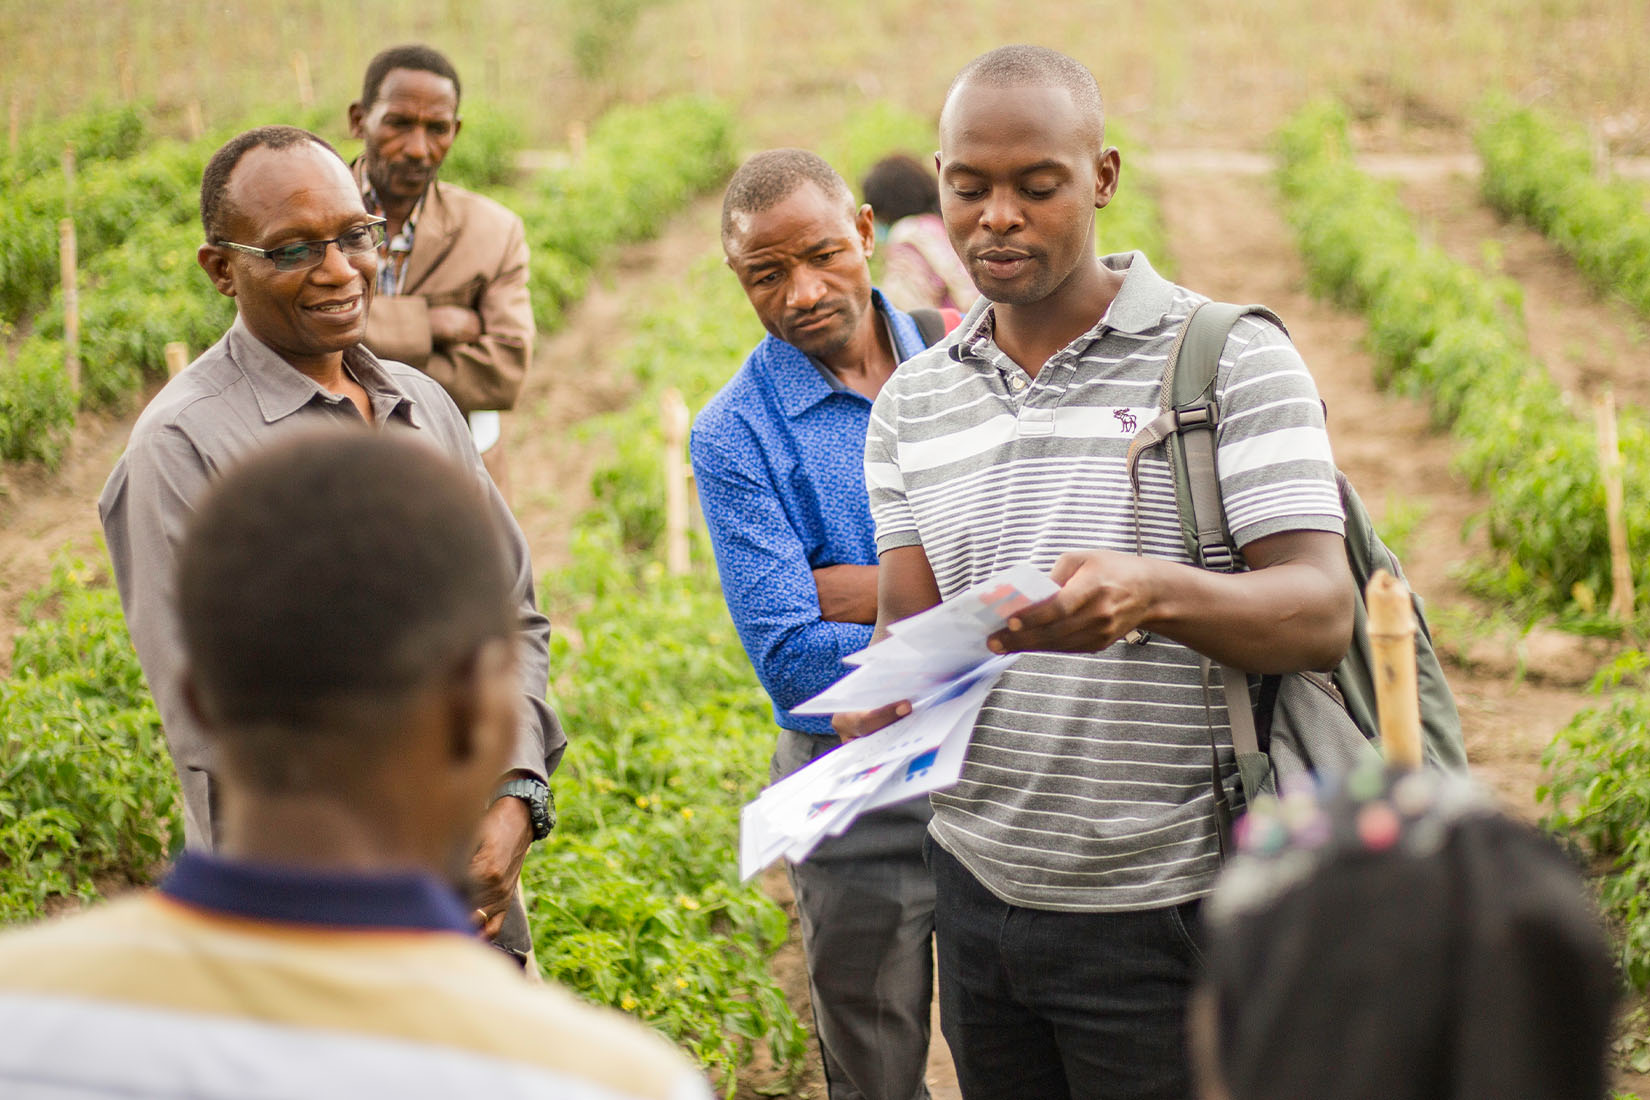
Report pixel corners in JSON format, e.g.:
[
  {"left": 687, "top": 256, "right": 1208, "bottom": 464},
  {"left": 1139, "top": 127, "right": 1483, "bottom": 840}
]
[{"left": 865, "top": 251, "right": 1344, "bottom": 912}]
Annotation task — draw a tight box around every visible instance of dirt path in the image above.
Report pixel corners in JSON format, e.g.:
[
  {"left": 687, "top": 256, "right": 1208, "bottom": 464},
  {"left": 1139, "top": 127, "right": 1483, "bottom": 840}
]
[
  {"left": 1152, "top": 166, "right": 1600, "bottom": 821},
  {"left": 1397, "top": 170, "right": 1650, "bottom": 411},
  {"left": 505, "top": 195, "right": 722, "bottom": 573},
  {"left": 0, "top": 408, "right": 140, "bottom": 677}
]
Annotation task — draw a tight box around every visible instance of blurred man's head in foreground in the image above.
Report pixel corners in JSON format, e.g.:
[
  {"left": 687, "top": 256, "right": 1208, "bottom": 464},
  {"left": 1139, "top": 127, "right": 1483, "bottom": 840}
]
[{"left": 177, "top": 431, "right": 517, "bottom": 879}]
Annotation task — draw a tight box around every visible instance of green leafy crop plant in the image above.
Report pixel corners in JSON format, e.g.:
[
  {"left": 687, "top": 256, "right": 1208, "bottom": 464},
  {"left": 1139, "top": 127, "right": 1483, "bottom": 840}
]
[
  {"left": 1276, "top": 101, "right": 1650, "bottom": 619},
  {"left": 1476, "top": 100, "right": 1650, "bottom": 323},
  {"left": 0, "top": 94, "right": 733, "bottom": 468},
  {"left": 1540, "top": 653, "right": 1650, "bottom": 992},
  {"left": 1, "top": 103, "right": 149, "bottom": 188},
  {"left": 516, "top": 96, "right": 738, "bottom": 332},
  {"left": 0, "top": 560, "right": 177, "bottom": 923}
]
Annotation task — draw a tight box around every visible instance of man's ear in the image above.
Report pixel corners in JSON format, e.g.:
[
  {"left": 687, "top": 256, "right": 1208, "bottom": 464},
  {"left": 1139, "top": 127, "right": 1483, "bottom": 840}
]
[
  {"left": 197, "top": 244, "right": 237, "bottom": 298},
  {"left": 181, "top": 674, "right": 214, "bottom": 730},
  {"left": 1095, "top": 146, "right": 1122, "bottom": 212},
  {"left": 347, "top": 101, "right": 367, "bottom": 140},
  {"left": 855, "top": 202, "right": 877, "bottom": 258},
  {"left": 444, "top": 637, "right": 520, "bottom": 772}
]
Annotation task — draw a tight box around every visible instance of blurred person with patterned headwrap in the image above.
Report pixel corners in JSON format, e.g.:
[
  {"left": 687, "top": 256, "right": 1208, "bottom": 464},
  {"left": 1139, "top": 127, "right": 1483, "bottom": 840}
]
[
  {"left": 861, "top": 154, "right": 978, "bottom": 314},
  {"left": 1193, "top": 763, "right": 1617, "bottom": 1100}
]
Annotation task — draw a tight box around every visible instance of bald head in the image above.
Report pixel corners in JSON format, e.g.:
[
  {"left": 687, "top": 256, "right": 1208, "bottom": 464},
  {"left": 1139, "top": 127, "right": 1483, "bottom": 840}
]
[{"left": 943, "top": 45, "right": 1105, "bottom": 151}]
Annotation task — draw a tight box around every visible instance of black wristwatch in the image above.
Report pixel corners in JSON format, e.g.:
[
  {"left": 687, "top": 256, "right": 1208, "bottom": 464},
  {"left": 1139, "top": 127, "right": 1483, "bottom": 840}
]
[{"left": 493, "top": 777, "right": 555, "bottom": 841}]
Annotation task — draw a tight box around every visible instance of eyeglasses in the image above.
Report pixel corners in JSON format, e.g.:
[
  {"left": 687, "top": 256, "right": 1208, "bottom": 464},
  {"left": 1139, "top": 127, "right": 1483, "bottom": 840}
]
[{"left": 213, "top": 219, "right": 388, "bottom": 272}]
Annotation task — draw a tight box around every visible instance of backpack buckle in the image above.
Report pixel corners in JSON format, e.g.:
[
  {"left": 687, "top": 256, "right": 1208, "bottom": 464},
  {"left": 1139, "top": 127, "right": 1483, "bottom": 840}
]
[
  {"left": 1176, "top": 402, "right": 1218, "bottom": 431},
  {"left": 1199, "top": 543, "right": 1235, "bottom": 571}
]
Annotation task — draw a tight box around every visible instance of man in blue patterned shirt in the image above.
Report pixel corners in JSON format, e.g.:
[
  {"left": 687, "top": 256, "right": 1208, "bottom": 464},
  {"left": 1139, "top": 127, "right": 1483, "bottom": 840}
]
[{"left": 691, "top": 149, "right": 952, "bottom": 1100}]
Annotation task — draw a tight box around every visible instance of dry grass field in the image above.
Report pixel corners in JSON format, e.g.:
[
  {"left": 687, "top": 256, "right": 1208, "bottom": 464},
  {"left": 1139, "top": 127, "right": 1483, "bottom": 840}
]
[{"left": 5, "top": 0, "right": 1648, "bottom": 154}]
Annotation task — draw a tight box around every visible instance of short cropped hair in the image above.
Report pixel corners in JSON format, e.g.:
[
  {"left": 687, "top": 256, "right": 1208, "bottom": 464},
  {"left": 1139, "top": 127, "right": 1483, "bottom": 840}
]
[
  {"left": 199, "top": 125, "right": 342, "bottom": 241},
  {"left": 721, "top": 148, "right": 855, "bottom": 246},
  {"left": 178, "top": 431, "right": 513, "bottom": 734},
  {"left": 361, "top": 43, "right": 462, "bottom": 109},
  {"left": 861, "top": 154, "right": 939, "bottom": 224},
  {"left": 946, "top": 44, "right": 1105, "bottom": 144}
]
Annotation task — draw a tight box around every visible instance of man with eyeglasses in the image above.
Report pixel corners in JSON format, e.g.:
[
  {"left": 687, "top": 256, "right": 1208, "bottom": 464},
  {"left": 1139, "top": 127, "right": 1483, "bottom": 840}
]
[
  {"left": 348, "top": 43, "right": 532, "bottom": 500},
  {"left": 98, "top": 125, "right": 564, "bottom": 964}
]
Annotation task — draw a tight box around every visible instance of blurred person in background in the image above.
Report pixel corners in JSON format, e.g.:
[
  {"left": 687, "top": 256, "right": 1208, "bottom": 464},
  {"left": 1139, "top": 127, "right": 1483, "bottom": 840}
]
[
  {"left": 9, "top": 433, "right": 709, "bottom": 1100},
  {"left": 98, "top": 125, "right": 561, "bottom": 967},
  {"left": 349, "top": 43, "right": 533, "bottom": 500},
  {"left": 1193, "top": 764, "right": 1616, "bottom": 1100},
  {"left": 692, "top": 148, "right": 962, "bottom": 1100},
  {"left": 861, "top": 153, "right": 977, "bottom": 314}
]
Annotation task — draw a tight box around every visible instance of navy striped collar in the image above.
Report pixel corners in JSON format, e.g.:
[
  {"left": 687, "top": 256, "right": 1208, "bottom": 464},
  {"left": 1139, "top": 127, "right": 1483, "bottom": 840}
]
[{"left": 161, "top": 851, "right": 474, "bottom": 933}]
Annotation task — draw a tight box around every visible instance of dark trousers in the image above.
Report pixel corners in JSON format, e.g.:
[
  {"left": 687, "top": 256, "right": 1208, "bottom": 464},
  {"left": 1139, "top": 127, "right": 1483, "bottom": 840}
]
[
  {"left": 774, "top": 729, "right": 936, "bottom": 1100},
  {"left": 927, "top": 838, "right": 1203, "bottom": 1100}
]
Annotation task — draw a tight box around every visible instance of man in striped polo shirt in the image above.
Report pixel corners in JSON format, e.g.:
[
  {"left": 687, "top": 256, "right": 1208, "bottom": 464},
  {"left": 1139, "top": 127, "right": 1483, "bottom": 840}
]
[
  {"left": 0, "top": 433, "right": 709, "bottom": 1100},
  {"left": 840, "top": 46, "right": 1354, "bottom": 1099}
]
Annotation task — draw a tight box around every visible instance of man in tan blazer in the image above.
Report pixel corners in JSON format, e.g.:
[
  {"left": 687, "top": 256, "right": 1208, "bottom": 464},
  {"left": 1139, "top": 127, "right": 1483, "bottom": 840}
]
[{"left": 349, "top": 43, "right": 531, "bottom": 499}]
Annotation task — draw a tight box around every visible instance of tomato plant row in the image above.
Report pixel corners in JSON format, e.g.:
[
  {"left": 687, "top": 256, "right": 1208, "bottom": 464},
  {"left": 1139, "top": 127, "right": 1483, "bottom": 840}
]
[
  {"left": 0, "top": 95, "right": 734, "bottom": 468},
  {"left": 1476, "top": 101, "right": 1650, "bottom": 323},
  {"left": 1277, "top": 100, "right": 1649, "bottom": 621}
]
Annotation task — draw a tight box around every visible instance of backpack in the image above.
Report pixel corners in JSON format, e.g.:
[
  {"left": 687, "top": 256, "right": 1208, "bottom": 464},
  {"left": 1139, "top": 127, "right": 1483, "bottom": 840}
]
[
  {"left": 908, "top": 306, "right": 963, "bottom": 348},
  {"left": 1124, "top": 301, "right": 1468, "bottom": 849}
]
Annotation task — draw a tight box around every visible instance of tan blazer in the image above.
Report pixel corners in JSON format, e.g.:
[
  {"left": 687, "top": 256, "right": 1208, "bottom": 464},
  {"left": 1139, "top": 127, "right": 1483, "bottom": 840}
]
[{"left": 362, "top": 179, "right": 533, "bottom": 414}]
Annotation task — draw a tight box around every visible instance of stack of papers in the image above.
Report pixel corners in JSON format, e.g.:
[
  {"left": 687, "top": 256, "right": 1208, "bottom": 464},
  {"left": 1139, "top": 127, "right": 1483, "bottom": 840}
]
[{"left": 739, "top": 565, "right": 1058, "bottom": 879}]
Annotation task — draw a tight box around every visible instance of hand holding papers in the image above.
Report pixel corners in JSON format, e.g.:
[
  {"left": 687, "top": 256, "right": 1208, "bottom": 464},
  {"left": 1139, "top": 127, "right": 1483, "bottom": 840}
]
[{"left": 739, "top": 565, "right": 1058, "bottom": 879}]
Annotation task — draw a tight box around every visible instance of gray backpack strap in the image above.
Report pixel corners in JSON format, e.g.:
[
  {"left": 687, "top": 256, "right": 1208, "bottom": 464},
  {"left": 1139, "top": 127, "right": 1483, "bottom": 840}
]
[
  {"left": 909, "top": 307, "right": 947, "bottom": 348},
  {"left": 1127, "top": 302, "right": 1289, "bottom": 842}
]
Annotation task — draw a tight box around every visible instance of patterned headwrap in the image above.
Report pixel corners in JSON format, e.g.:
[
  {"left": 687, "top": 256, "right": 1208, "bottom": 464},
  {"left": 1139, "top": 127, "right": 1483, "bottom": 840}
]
[{"left": 1198, "top": 763, "right": 1617, "bottom": 1100}]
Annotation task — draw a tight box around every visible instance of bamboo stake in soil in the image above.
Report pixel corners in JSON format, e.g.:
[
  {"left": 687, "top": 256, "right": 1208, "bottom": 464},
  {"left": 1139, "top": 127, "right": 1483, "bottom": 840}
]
[
  {"left": 1366, "top": 569, "right": 1422, "bottom": 771},
  {"left": 662, "top": 388, "right": 690, "bottom": 576},
  {"left": 164, "top": 342, "right": 190, "bottom": 379},
  {"left": 59, "top": 218, "right": 79, "bottom": 394},
  {"left": 293, "top": 51, "right": 314, "bottom": 111},
  {"left": 1594, "top": 388, "right": 1634, "bottom": 619}
]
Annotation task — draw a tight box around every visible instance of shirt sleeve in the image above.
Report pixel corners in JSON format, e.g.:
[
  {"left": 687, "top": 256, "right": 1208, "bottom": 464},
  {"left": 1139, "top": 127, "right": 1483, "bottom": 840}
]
[
  {"left": 865, "top": 387, "right": 921, "bottom": 554},
  {"left": 488, "top": 467, "right": 565, "bottom": 781},
  {"left": 689, "top": 422, "right": 871, "bottom": 726},
  {"left": 98, "top": 426, "right": 216, "bottom": 844},
  {"left": 1213, "top": 314, "right": 1346, "bottom": 547}
]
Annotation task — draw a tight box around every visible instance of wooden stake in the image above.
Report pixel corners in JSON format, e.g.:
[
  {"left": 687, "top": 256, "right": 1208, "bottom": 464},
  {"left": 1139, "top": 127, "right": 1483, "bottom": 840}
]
[
  {"left": 164, "top": 342, "right": 190, "bottom": 378},
  {"left": 59, "top": 218, "right": 80, "bottom": 394},
  {"left": 293, "top": 51, "right": 314, "bottom": 110},
  {"left": 61, "top": 143, "right": 76, "bottom": 195},
  {"left": 1595, "top": 388, "right": 1635, "bottom": 619},
  {"left": 1366, "top": 569, "right": 1422, "bottom": 770},
  {"left": 662, "top": 388, "right": 691, "bottom": 576},
  {"left": 118, "top": 51, "right": 137, "bottom": 102},
  {"left": 185, "top": 101, "right": 205, "bottom": 142}
]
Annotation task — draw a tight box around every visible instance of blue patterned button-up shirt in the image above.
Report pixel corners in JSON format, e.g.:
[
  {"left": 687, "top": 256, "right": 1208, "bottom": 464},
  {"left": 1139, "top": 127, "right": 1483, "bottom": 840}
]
[{"left": 691, "top": 291, "right": 929, "bottom": 734}]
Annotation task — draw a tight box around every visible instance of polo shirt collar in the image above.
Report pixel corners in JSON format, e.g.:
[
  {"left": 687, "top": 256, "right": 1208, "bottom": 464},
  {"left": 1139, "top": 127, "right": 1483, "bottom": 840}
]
[
  {"left": 227, "top": 316, "right": 419, "bottom": 428},
  {"left": 949, "top": 250, "right": 1173, "bottom": 361},
  {"left": 161, "top": 850, "right": 474, "bottom": 933},
  {"left": 769, "top": 289, "right": 916, "bottom": 418}
]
